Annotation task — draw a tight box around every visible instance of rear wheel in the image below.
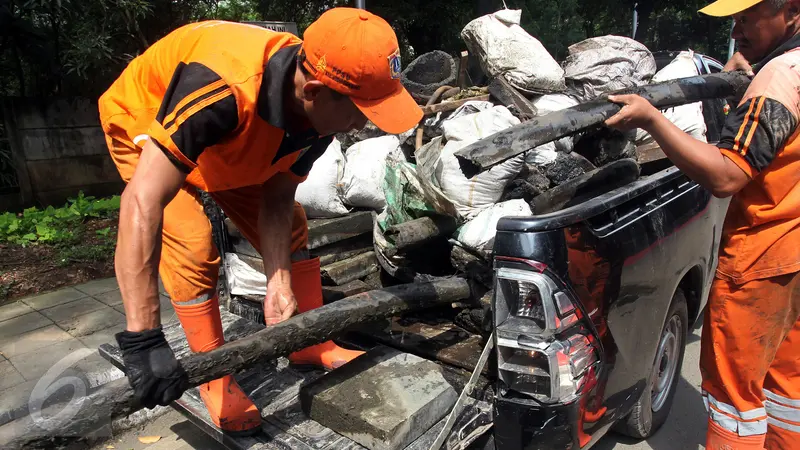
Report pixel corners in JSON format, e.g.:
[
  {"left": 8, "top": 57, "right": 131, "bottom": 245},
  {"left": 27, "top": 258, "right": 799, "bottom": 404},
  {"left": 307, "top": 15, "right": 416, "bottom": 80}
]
[{"left": 615, "top": 290, "right": 689, "bottom": 438}]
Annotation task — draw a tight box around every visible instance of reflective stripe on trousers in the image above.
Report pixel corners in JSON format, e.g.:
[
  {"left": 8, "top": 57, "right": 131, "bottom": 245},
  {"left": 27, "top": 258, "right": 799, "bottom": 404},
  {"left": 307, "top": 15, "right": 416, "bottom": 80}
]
[
  {"left": 765, "top": 389, "right": 800, "bottom": 434},
  {"left": 703, "top": 391, "right": 769, "bottom": 437}
]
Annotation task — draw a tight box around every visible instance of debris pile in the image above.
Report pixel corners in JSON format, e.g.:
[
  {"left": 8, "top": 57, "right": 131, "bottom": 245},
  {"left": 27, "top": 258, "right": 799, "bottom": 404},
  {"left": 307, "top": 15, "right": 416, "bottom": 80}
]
[{"left": 220, "top": 9, "right": 712, "bottom": 331}]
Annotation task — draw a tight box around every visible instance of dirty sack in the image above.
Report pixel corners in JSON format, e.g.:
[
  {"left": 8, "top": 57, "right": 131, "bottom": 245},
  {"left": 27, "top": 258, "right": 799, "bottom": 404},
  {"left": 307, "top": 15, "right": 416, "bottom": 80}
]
[
  {"left": 423, "top": 100, "right": 495, "bottom": 140},
  {"left": 564, "top": 35, "right": 656, "bottom": 101},
  {"left": 340, "top": 135, "right": 400, "bottom": 211},
  {"left": 529, "top": 93, "right": 582, "bottom": 154},
  {"left": 461, "top": 9, "right": 566, "bottom": 94},
  {"left": 635, "top": 51, "right": 708, "bottom": 145},
  {"left": 224, "top": 253, "right": 267, "bottom": 298},
  {"left": 295, "top": 139, "right": 350, "bottom": 218},
  {"left": 416, "top": 105, "right": 525, "bottom": 220},
  {"left": 454, "top": 199, "right": 532, "bottom": 253}
]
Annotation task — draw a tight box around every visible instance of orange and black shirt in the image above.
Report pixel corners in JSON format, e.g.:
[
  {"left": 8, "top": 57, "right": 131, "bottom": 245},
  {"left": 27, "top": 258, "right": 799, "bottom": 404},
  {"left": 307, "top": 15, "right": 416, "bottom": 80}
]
[
  {"left": 98, "top": 20, "right": 332, "bottom": 192},
  {"left": 715, "top": 35, "right": 800, "bottom": 283}
]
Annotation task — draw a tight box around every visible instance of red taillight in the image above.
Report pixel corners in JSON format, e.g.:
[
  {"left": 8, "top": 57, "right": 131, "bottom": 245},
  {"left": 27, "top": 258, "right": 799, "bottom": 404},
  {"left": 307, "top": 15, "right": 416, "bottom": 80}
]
[{"left": 493, "top": 258, "right": 599, "bottom": 403}]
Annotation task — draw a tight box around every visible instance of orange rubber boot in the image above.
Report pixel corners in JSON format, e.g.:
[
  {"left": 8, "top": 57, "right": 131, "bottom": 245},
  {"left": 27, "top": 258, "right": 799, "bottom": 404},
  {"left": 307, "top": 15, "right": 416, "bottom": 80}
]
[
  {"left": 173, "top": 297, "right": 261, "bottom": 435},
  {"left": 288, "top": 257, "right": 365, "bottom": 370}
]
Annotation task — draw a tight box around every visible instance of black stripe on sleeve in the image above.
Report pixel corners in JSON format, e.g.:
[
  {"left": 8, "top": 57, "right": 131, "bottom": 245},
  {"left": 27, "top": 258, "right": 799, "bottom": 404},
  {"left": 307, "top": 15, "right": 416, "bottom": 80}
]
[
  {"left": 156, "top": 62, "right": 224, "bottom": 124},
  {"left": 163, "top": 84, "right": 229, "bottom": 131},
  {"left": 170, "top": 93, "right": 238, "bottom": 163},
  {"left": 742, "top": 98, "right": 798, "bottom": 172}
]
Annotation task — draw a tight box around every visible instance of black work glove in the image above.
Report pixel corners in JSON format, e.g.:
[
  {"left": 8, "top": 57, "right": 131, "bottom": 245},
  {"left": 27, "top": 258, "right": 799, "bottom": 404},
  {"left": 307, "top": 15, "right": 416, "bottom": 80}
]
[{"left": 115, "top": 326, "right": 189, "bottom": 409}]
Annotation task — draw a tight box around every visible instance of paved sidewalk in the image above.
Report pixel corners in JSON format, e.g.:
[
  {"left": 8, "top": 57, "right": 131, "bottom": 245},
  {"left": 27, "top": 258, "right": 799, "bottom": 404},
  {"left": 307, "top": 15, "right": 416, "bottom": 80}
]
[{"left": 0, "top": 278, "right": 173, "bottom": 429}]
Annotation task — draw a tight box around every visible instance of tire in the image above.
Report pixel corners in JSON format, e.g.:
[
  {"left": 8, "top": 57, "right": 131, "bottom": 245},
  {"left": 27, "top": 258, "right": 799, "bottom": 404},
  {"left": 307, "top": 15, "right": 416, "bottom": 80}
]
[{"left": 615, "top": 290, "right": 689, "bottom": 438}]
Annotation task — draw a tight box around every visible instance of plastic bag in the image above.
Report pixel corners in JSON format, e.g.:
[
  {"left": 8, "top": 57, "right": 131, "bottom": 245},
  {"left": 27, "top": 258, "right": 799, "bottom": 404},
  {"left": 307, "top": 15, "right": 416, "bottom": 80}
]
[
  {"left": 461, "top": 9, "right": 566, "bottom": 94},
  {"left": 454, "top": 200, "right": 532, "bottom": 252},
  {"left": 564, "top": 35, "right": 656, "bottom": 101},
  {"left": 416, "top": 106, "right": 525, "bottom": 219},
  {"left": 380, "top": 151, "right": 446, "bottom": 231},
  {"left": 295, "top": 139, "right": 349, "bottom": 218},
  {"left": 635, "top": 51, "right": 707, "bottom": 144},
  {"left": 224, "top": 253, "right": 266, "bottom": 298},
  {"left": 340, "top": 135, "right": 400, "bottom": 210}
]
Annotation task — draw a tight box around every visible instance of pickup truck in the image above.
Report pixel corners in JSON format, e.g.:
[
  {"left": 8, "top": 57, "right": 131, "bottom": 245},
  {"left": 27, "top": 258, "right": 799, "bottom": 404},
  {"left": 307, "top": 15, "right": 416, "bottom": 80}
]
[{"left": 97, "top": 54, "right": 732, "bottom": 450}]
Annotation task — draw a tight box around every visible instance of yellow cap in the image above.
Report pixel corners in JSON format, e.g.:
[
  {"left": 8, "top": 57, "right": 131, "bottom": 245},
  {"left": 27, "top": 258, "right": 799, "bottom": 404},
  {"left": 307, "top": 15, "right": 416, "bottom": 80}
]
[{"left": 699, "top": 0, "right": 764, "bottom": 16}]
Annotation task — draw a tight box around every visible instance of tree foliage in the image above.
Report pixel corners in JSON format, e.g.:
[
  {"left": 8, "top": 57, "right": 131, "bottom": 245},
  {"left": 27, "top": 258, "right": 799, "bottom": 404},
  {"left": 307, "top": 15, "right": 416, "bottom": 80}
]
[{"left": 0, "top": 0, "right": 733, "bottom": 99}]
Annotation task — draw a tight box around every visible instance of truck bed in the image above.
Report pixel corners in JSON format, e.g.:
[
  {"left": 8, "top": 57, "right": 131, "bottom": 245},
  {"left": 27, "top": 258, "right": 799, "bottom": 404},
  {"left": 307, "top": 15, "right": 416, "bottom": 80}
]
[{"left": 98, "top": 306, "right": 494, "bottom": 450}]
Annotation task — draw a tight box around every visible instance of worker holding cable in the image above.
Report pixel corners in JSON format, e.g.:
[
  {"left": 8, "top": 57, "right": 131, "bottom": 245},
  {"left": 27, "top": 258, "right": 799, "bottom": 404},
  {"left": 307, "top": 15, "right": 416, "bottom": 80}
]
[
  {"left": 98, "top": 8, "right": 422, "bottom": 435},
  {"left": 605, "top": 0, "right": 800, "bottom": 448}
]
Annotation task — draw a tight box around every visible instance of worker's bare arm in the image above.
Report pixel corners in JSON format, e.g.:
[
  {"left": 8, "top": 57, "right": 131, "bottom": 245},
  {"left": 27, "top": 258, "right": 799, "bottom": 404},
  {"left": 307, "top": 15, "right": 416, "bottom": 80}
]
[
  {"left": 117, "top": 139, "right": 187, "bottom": 332},
  {"left": 605, "top": 94, "right": 749, "bottom": 198},
  {"left": 259, "top": 173, "right": 300, "bottom": 325}
]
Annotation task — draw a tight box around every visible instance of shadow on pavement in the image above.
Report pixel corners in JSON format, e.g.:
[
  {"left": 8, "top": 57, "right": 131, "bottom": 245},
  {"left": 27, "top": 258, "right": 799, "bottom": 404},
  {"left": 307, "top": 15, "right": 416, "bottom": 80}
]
[
  {"left": 171, "top": 420, "right": 228, "bottom": 450},
  {"left": 594, "top": 375, "right": 707, "bottom": 450}
]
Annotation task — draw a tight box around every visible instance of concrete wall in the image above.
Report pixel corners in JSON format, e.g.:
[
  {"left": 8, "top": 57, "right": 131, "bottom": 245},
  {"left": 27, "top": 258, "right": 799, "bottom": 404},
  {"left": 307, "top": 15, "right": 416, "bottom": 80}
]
[{"left": 1, "top": 97, "right": 123, "bottom": 209}]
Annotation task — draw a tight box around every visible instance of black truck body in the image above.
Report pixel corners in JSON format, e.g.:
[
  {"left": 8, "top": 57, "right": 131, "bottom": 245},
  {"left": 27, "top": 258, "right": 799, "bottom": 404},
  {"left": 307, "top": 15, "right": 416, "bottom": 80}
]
[{"left": 490, "top": 161, "right": 729, "bottom": 449}]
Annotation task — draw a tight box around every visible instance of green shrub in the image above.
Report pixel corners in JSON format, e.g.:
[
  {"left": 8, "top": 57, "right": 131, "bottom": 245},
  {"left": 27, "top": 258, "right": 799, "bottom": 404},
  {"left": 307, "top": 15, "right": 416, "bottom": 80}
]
[{"left": 0, "top": 191, "right": 121, "bottom": 247}]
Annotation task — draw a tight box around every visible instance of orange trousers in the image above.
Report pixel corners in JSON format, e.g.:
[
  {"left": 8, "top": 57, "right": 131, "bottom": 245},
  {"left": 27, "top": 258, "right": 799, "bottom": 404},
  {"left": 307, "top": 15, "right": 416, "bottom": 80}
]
[
  {"left": 701, "top": 272, "right": 800, "bottom": 450},
  {"left": 104, "top": 136, "right": 309, "bottom": 304}
]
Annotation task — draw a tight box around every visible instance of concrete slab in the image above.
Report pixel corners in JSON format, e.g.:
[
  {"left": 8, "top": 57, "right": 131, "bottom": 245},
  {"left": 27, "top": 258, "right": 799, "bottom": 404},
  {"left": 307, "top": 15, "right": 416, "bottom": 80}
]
[
  {"left": 301, "top": 346, "right": 458, "bottom": 450},
  {"left": 0, "top": 311, "right": 53, "bottom": 341},
  {"left": 39, "top": 297, "right": 107, "bottom": 323},
  {"left": 21, "top": 287, "right": 88, "bottom": 310},
  {"left": 58, "top": 307, "right": 126, "bottom": 338},
  {"left": 9, "top": 337, "right": 88, "bottom": 381},
  {"left": 0, "top": 302, "right": 34, "bottom": 323},
  {"left": 0, "top": 324, "right": 73, "bottom": 359},
  {"left": 0, "top": 360, "right": 25, "bottom": 391},
  {"left": 0, "top": 379, "right": 38, "bottom": 424},
  {"left": 73, "top": 277, "right": 119, "bottom": 297},
  {"left": 93, "top": 289, "right": 123, "bottom": 307}
]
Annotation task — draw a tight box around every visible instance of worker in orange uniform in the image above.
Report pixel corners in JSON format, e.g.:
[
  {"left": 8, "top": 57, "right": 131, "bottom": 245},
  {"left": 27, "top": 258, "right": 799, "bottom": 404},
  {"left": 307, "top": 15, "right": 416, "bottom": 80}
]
[
  {"left": 604, "top": 0, "right": 800, "bottom": 448},
  {"left": 97, "top": 8, "right": 422, "bottom": 436}
]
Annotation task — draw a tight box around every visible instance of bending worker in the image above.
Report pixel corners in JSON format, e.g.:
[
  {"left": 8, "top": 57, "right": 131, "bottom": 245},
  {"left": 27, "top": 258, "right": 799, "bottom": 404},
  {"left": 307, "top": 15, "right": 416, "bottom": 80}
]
[
  {"left": 98, "top": 8, "right": 422, "bottom": 435},
  {"left": 605, "top": 0, "right": 800, "bottom": 448}
]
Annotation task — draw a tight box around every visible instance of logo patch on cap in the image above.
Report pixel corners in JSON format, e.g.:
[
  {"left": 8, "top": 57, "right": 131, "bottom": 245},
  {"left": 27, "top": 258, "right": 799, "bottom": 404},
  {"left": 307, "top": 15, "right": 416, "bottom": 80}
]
[
  {"left": 388, "top": 48, "right": 402, "bottom": 80},
  {"left": 315, "top": 55, "right": 327, "bottom": 74}
]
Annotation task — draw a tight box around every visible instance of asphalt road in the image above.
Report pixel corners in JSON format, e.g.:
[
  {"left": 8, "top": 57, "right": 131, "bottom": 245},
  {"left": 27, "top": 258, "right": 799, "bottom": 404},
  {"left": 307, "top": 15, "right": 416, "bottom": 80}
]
[
  {"left": 95, "top": 325, "right": 708, "bottom": 450},
  {"left": 595, "top": 323, "right": 707, "bottom": 450}
]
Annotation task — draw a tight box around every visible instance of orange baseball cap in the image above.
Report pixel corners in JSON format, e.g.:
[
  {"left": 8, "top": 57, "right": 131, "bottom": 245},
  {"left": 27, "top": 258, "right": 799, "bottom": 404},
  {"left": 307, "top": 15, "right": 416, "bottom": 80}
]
[
  {"left": 699, "top": 0, "right": 764, "bottom": 16},
  {"left": 300, "top": 7, "right": 423, "bottom": 134}
]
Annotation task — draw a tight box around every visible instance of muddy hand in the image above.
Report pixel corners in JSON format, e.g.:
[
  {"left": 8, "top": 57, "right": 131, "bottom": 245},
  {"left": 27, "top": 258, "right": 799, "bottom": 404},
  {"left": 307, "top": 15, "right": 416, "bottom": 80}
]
[
  {"left": 605, "top": 94, "right": 658, "bottom": 132},
  {"left": 724, "top": 52, "right": 754, "bottom": 77},
  {"left": 264, "top": 283, "right": 297, "bottom": 325}
]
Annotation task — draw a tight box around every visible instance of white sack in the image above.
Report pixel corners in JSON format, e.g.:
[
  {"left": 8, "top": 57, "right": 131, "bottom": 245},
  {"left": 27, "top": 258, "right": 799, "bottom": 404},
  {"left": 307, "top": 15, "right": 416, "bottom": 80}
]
[
  {"left": 422, "top": 100, "right": 495, "bottom": 139},
  {"left": 340, "top": 135, "right": 400, "bottom": 210},
  {"left": 461, "top": 9, "right": 566, "bottom": 94},
  {"left": 531, "top": 94, "right": 580, "bottom": 116},
  {"left": 416, "top": 106, "right": 524, "bottom": 219},
  {"left": 295, "top": 139, "right": 349, "bottom": 218},
  {"left": 635, "top": 51, "right": 707, "bottom": 144},
  {"left": 454, "top": 200, "right": 532, "bottom": 252},
  {"left": 530, "top": 94, "right": 582, "bottom": 153},
  {"left": 564, "top": 35, "right": 656, "bottom": 101},
  {"left": 224, "top": 253, "right": 266, "bottom": 298},
  {"left": 525, "top": 143, "right": 559, "bottom": 166}
]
